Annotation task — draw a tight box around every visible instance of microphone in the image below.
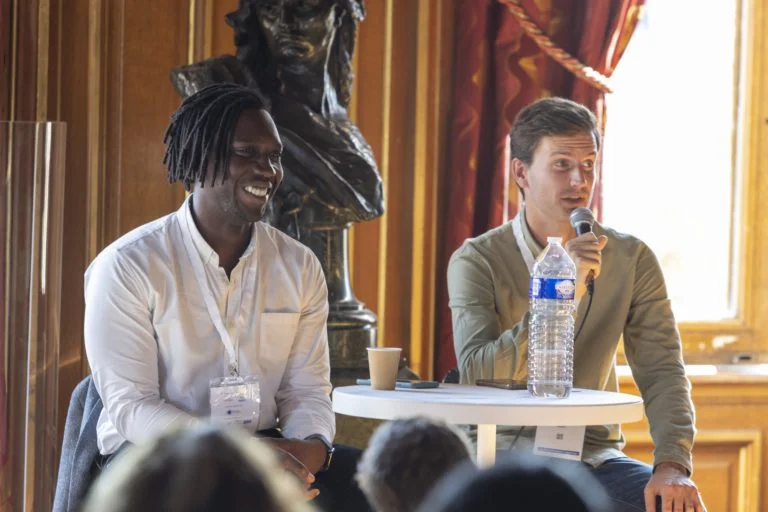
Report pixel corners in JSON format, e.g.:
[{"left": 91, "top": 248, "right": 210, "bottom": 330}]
[
  {"left": 569, "top": 208, "right": 596, "bottom": 294},
  {"left": 569, "top": 207, "right": 595, "bottom": 236}
]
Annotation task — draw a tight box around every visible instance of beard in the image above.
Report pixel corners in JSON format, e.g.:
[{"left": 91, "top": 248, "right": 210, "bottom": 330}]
[{"left": 218, "top": 186, "right": 265, "bottom": 225}]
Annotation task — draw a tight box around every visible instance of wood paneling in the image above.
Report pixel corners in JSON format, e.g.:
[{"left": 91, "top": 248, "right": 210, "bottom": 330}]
[
  {"left": 375, "top": 0, "right": 417, "bottom": 352},
  {"left": 210, "top": 0, "right": 237, "bottom": 57},
  {"left": 45, "top": 0, "right": 190, "bottom": 446},
  {"left": 350, "top": 0, "right": 455, "bottom": 378},
  {"left": 408, "top": 0, "right": 454, "bottom": 377},
  {"left": 1, "top": 0, "right": 13, "bottom": 120},
  {"left": 621, "top": 374, "right": 767, "bottom": 512},
  {"left": 11, "top": 0, "right": 39, "bottom": 121},
  {"left": 346, "top": 0, "right": 393, "bottom": 339},
  {"left": 101, "top": 0, "right": 189, "bottom": 243},
  {"left": 3, "top": 0, "right": 195, "bottom": 455},
  {"left": 624, "top": 430, "right": 762, "bottom": 512},
  {"left": 55, "top": 0, "right": 91, "bottom": 446},
  {"left": 1, "top": 0, "right": 43, "bottom": 122}
]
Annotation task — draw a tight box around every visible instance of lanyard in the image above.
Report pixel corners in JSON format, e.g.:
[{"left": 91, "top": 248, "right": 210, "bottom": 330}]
[
  {"left": 181, "top": 214, "right": 244, "bottom": 377},
  {"left": 512, "top": 214, "right": 537, "bottom": 275}
]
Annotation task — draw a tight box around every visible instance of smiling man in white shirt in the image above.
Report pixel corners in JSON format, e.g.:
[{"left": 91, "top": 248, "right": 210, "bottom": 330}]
[{"left": 84, "top": 83, "right": 371, "bottom": 511}]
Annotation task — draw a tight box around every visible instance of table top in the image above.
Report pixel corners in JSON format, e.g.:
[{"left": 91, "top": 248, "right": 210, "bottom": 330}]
[{"left": 332, "top": 384, "right": 644, "bottom": 426}]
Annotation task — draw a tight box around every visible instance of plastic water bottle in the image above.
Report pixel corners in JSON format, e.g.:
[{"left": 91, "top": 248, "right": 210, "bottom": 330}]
[{"left": 527, "top": 237, "right": 576, "bottom": 398}]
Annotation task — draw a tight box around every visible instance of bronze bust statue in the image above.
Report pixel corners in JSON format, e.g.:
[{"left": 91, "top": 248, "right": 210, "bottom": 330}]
[
  {"left": 170, "top": 0, "right": 384, "bottom": 383},
  {"left": 171, "top": 0, "right": 383, "bottom": 236}
]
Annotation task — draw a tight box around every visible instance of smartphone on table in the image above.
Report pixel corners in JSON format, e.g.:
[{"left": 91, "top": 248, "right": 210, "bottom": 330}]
[
  {"left": 356, "top": 378, "right": 440, "bottom": 389},
  {"left": 475, "top": 379, "right": 527, "bottom": 390}
]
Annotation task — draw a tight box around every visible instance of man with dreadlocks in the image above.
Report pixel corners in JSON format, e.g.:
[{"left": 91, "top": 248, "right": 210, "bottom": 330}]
[{"left": 84, "top": 83, "right": 372, "bottom": 511}]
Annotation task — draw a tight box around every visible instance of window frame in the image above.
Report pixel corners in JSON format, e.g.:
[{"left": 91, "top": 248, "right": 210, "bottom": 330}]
[{"left": 616, "top": 0, "right": 768, "bottom": 364}]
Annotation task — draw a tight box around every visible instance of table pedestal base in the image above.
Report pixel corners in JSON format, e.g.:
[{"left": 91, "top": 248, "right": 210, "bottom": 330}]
[{"left": 477, "top": 424, "right": 497, "bottom": 467}]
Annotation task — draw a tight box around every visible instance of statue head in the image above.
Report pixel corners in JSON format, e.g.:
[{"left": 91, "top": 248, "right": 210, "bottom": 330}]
[{"left": 226, "top": 0, "right": 365, "bottom": 108}]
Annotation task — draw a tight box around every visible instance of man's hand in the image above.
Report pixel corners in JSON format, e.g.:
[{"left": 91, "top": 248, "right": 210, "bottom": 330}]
[
  {"left": 645, "top": 462, "right": 706, "bottom": 512},
  {"left": 270, "top": 446, "right": 320, "bottom": 501},
  {"left": 262, "top": 438, "right": 328, "bottom": 475},
  {"left": 565, "top": 233, "right": 608, "bottom": 302}
]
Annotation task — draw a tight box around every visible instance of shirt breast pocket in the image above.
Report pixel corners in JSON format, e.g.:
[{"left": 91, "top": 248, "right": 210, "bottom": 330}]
[{"left": 259, "top": 312, "right": 301, "bottom": 375}]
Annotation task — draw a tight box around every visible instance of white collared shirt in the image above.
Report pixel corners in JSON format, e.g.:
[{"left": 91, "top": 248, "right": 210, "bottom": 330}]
[{"left": 84, "top": 196, "right": 334, "bottom": 454}]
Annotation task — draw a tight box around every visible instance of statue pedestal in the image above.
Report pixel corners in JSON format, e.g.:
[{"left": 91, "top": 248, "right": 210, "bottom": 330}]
[
  {"left": 299, "top": 219, "right": 377, "bottom": 374},
  {"left": 298, "top": 217, "right": 379, "bottom": 448},
  {"left": 327, "top": 300, "right": 381, "bottom": 448}
]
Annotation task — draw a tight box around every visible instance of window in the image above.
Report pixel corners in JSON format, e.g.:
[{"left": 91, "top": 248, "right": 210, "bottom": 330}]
[{"left": 602, "top": 0, "right": 741, "bottom": 323}]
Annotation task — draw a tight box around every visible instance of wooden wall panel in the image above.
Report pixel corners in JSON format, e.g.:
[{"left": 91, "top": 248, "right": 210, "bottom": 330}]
[
  {"left": 623, "top": 431, "right": 762, "bottom": 512},
  {"left": 10, "top": 0, "right": 39, "bottom": 121},
  {"left": 408, "top": 0, "right": 454, "bottom": 376},
  {"left": 101, "top": 0, "right": 189, "bottom": 243},
  {"left": 55, "top": 0, "right": 92, "bottom": 444},
  {"left": 1, "top": 0, "right": 41, "bottom": 122},
  {"left": 3, "top": 0, "right": 195, "bottom": 452},
  {"left": 621, "top": 375, "right": 767, "bottom": 512},
  {"left": 46, "top": 0, "right": 191, "bottom": 436},
  {"left": 210, "top": 0, "right": 237, "bottom": 56},
  {"left": 1, "top": 0, "right": 13, "bottom": 120},
  {"left": 375, "top": 0, "right": 417, "bottom": 350},
  {"left": 346, "top": 0, "right": 392, "bottom": 336},
  {"left": 350, "top": 0, "right": 455, "bottom": 378},
  {"left": 46, "top": 0, "right": 63, "bottom": 120},
  {"left": 3, "top": 0, "right": 197, "bottom": 506}
]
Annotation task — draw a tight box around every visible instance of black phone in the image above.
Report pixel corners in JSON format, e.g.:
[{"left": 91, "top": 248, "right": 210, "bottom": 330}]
[
  {"left": 356, "top": 378, "right": 439, "bottom": 389},
  {"left": 475, "top": 379, "right": 527, "bottom": 390}
]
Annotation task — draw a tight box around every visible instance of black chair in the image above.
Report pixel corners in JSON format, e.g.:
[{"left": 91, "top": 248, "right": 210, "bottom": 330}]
[{"left": 443, "top": 368, "right": 460, "bottom": 384}]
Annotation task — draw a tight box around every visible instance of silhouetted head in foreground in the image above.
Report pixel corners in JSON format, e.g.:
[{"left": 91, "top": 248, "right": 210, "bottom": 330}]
[
  {"left": 83, "top": 425, "right": 313, "bottom": 512},
  {"left": 418, "top": 453, "right": 612, "bottom": 512}
]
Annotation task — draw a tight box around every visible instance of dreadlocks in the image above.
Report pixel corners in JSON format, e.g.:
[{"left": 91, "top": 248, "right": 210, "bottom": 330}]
[{"left": 163, "top": 83, "right": 266, "bottom": 190}]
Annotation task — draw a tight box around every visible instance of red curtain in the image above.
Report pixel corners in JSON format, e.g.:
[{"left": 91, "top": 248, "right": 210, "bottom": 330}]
[{"left": 435, "top": 0, "right": 645, "bottom": 378}]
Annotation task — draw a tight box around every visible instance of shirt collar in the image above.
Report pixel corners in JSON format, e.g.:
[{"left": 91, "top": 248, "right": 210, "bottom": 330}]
[
  {"left": 178, "top": 194, "right": 258, "bottom": 266},
  {"left": 519, "top": 206, "right": 544, "bottom": 257}
]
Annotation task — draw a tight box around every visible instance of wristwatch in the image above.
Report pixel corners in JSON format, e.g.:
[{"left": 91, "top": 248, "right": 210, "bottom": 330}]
[{"left": 305, "top": 434, "right": 334, "bottom": 471}]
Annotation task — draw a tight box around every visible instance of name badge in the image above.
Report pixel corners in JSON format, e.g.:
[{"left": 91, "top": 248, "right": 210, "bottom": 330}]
[
  {"left": 533, "top": 426, "right": 586, "bottom": 461},
  {"left": 209, "top": 375, "right": 261, "bottom": 427}
]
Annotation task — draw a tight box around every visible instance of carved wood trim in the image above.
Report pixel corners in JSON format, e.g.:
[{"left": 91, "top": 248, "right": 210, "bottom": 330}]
[
  {"left": 86, "top": 0, "right": 106, "bottom": 264},
  {"left": 624, "top": 429, "right": 763, "bottom": 512},
  {"left": 409, "top": 0, "right": 455, "bottom": 379}
]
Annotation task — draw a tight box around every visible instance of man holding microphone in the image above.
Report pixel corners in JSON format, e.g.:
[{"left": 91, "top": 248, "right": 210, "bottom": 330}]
[{"left": 448, "top": 97, "right": 705, "bottom": 512}]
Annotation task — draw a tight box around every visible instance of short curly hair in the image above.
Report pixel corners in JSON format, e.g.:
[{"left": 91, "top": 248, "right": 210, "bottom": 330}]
[{"left": 356, "top": 417, "right": 474, "bottom": 512}]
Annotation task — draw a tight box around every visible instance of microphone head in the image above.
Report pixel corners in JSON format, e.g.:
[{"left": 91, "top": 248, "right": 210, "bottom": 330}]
[{"left": 569, "top": 207, "right": 595, "bottom": 235}]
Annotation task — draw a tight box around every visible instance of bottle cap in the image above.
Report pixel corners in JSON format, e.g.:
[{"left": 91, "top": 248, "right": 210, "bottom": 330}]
[{"left": 547, "top": 236, "right": 563, "bottom": 245}]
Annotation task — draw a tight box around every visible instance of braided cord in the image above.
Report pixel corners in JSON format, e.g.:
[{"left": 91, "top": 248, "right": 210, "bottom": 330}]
[{"left": 500, "top": 0, "right": 613, "bottom": 93}]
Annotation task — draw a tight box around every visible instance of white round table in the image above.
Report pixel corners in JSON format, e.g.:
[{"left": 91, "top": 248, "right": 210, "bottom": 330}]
[{"left": 333, "top": 384, "right": 644, "bottom": 466}]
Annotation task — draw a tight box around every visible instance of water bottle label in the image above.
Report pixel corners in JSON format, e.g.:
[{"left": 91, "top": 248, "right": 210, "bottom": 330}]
[{"left": 529, "top": 278, "right": 576, "bottom": 300}]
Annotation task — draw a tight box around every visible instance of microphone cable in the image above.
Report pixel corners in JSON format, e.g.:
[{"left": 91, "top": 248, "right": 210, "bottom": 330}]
[{"left": 574, "top": 278, "right": 594, "bottom": 342}]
